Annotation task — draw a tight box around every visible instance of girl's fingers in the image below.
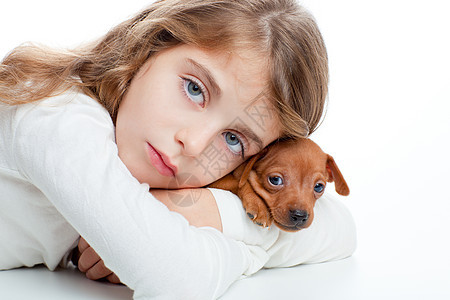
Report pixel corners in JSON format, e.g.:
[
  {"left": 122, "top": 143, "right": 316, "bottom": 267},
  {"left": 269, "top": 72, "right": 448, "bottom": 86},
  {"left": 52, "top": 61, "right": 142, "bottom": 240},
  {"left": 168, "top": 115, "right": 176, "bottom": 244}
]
[
  {"left": 106, "top": 272, "right": 121, "bottom": 284},
  {"left": 78, "top": 246, "right": 101, "bottom": 273},
  {"left": 77, "top": 237, "right": 91, "bottom": 253},
  {"left": 76, "top": 236, "right": 120, "bottom": 283},
  {"left": 86, "top": 259, "right": 113, "bottom": 281}
]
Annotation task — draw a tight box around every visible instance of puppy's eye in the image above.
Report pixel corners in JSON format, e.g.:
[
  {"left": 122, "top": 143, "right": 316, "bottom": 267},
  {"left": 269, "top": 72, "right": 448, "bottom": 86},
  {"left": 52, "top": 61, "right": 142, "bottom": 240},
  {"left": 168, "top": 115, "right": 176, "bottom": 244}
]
[
  {"left": 268, "top": 176, "right": 283, "bottom": 186},
  {"left": 314, "top": 183, "right": 325, "bottom": 193}
]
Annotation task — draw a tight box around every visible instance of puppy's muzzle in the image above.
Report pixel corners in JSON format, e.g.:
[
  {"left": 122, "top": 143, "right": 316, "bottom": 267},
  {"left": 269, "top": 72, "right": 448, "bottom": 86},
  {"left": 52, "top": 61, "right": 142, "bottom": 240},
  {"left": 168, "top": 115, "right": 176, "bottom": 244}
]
[{"left": 289, "top": 209, "right": 309, "bottom": 228}]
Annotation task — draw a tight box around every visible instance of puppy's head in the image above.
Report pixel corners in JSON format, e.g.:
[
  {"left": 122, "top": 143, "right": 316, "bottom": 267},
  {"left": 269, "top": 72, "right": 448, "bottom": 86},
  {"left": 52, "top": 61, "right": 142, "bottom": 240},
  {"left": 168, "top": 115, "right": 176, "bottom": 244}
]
[{"left": 240, "top": 138, "right": 349, "bottom": 232}]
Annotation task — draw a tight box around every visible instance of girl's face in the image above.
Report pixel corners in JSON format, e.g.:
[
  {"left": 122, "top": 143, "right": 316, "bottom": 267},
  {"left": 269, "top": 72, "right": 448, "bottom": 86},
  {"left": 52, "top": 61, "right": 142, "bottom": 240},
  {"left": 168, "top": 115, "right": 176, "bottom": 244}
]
[{"left": 116, "top": 44, "right": 281, "bottom": 188}]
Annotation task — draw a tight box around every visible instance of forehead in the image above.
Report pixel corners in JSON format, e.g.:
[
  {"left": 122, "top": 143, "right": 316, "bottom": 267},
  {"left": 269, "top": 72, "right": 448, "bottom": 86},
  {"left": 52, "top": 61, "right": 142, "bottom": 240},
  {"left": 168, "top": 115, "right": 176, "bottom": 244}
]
[{"left": 264, "top": 139, "right": 328, "bottom": 169}]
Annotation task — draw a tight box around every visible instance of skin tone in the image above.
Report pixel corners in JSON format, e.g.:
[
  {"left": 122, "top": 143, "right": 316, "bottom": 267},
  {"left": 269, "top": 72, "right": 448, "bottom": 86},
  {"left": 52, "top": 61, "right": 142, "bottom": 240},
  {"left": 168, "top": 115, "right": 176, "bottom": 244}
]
[
  {"left": 115, "top": 44, "right": 281, "bottom": 189},
  {"left": 77, "top": 43, "right": 282, "bottom": 282}
]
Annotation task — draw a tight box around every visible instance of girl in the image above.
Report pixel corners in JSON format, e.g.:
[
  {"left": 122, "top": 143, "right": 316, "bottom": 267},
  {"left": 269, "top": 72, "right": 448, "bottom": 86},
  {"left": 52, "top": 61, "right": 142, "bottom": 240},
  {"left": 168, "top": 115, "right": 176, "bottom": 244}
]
[{"left": 0, "top": 0, "right": 356, "bottom": 299}]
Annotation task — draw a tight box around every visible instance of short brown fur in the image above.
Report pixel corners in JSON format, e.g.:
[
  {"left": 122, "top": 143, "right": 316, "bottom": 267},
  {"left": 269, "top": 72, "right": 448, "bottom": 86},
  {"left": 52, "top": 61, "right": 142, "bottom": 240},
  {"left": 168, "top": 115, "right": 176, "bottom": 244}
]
[{"left": 208, "top": 138, "right": 349, "bottom": 231}]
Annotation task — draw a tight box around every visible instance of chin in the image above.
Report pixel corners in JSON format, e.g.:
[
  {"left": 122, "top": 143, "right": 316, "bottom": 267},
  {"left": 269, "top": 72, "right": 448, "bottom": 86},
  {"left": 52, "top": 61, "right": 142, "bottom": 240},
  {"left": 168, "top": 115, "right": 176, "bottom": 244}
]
[
  {"left": 142, "top": 177, "right": 172, "bottom": 189},
  {"left": 138, "top": 172, "right": 210, "bottom": 189}
]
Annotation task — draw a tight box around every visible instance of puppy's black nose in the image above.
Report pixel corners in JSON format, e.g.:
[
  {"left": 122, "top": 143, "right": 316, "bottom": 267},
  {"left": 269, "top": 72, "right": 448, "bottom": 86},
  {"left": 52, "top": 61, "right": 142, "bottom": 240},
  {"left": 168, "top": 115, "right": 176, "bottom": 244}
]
[{"left": 289, "top": 210, "right": 309, "bottom": 227}]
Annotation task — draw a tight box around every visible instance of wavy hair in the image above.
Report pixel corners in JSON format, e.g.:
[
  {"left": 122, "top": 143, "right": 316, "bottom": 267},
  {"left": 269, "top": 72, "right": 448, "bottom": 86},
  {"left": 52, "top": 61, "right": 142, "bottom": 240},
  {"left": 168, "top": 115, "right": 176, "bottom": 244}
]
[{"left": 0, "top": 0, "right": 328, "bottom": 138}]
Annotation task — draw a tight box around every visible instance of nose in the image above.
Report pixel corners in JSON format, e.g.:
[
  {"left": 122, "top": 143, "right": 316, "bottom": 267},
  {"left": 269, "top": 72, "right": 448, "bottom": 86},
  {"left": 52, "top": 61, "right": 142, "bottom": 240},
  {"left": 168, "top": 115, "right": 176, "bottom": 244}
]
[
  {"left": 175, "top": 125, "right": 218, "bottom": 157},
  {"left": 289, "top": 209, "right": 309, "bottom": 227}
]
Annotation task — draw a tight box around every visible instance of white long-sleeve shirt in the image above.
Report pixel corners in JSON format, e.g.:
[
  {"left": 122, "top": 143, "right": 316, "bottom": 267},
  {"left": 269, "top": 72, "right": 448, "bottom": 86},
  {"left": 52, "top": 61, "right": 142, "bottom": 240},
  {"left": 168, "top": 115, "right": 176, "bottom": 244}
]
[{"left": 0, "top": 91, "right": 356, "bottom": 299}]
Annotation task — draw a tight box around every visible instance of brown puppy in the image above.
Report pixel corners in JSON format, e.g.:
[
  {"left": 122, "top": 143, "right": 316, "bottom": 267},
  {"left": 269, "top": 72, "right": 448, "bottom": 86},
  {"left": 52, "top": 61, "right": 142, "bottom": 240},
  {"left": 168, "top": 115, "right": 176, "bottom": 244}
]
[{"left": 208, "top": 138, "right": 349, "bottom": 232}]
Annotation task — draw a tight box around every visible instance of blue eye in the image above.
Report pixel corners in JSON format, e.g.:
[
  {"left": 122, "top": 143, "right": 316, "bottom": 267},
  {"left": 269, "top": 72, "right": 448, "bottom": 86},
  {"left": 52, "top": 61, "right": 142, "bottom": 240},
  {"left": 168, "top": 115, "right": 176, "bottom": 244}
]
[
  {"left": 268, "top": 176, "right": 283, "bottom": 186},
  {"left": 223, "top": 132, "right": 244, "bottom": 157},
  {"left": 187, "top": 81, "right": 201, "bottom": 95},
  {"left": 314, "top": 183, "right": 325, "bottom": 193},
  {"left": 183, "top": 78, "right": 205, "bottom": 106}
]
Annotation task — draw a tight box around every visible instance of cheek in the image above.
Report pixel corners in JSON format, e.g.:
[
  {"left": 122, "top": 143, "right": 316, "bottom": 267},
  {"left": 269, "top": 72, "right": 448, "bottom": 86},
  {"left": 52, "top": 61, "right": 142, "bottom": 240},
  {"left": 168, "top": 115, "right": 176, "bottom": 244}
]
[
  {"left": 119, "top": 85, "right": 175, "bottom": 134},
  {"left": 214, "top": 159, "right": 242, "bottom": 179},
  {"left": 186, "top": 146, "right": 244, "bottom": 185},
  {"left": 115, "top": 102, "right": 144, "bottom": 148}
]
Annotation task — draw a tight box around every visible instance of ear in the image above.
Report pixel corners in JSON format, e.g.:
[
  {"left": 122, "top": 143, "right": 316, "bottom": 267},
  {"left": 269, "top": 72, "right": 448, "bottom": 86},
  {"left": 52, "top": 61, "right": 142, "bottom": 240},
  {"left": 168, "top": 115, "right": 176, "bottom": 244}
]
[
  {"left": 238, "top": 149, "right": 267, "bottom": 189},
  {"left": 326, "top": 155, "right": 350, "bottom": 196}
]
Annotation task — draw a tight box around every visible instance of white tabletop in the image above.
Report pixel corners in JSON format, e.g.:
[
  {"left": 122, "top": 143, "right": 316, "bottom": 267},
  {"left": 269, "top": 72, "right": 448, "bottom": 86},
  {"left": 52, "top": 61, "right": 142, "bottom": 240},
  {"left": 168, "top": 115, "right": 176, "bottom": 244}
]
[{"left": 1, "top": 255, "right": 449, "bottom": 299}]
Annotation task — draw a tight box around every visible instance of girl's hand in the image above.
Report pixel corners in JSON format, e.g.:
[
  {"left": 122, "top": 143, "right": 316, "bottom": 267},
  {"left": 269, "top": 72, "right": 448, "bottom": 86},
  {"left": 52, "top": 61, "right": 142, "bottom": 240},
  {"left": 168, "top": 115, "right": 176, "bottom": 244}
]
[
  {"left": 150, "top": 188, "right": 223, "bottom": 231},
  {"left": 74, "top": 237, "right": 121, "bottom": 284}
]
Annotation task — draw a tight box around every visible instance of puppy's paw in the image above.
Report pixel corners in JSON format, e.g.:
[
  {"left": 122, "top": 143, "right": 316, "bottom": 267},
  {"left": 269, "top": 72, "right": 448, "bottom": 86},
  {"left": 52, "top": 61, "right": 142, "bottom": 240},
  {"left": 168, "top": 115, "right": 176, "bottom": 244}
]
[
  {"left": 245, "top": 206, "right": 272, "bottom": 228},
  {"left": 241, "top": 194, "right": 273, "bottom": 227},
  {"left": 238, "top": 187, "right": 272, "bottom": 228}
]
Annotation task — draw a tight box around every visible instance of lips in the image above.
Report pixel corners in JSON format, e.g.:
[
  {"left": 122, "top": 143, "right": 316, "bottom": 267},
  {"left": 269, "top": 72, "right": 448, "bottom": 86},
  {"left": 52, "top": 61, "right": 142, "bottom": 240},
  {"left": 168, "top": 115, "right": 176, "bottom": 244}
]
[{"left": 146, "top": 142, "right": 177, "bottom": 177}]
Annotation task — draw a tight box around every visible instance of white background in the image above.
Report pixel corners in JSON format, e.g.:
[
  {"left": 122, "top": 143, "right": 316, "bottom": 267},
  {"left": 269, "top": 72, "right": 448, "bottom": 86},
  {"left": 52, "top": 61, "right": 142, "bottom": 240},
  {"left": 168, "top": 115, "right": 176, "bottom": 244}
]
[{"left": 1, "top": 0, "right": 449, "bottom": 299}]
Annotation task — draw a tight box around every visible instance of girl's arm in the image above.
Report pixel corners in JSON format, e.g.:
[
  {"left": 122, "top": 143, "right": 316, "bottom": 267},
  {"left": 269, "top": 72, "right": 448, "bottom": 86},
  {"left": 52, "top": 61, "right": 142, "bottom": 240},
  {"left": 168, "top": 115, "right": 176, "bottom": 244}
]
[
  {"left": 152, "top": 188, "right": 357, "bottom": 267},
  {"left": 77, "top": 187, "right": 356, "bottom": 283},
  {"left": 210, "top": 188, "right": 357, "bottom": 267},
  {"left": 76, "top": 188, "right": 223, "bottom": 282},
  {"left": 215, "top": 189, "right": 357, "bottom": 267},
  {"left": 150, "top": 188, "right": 223, "bottom": 231}
]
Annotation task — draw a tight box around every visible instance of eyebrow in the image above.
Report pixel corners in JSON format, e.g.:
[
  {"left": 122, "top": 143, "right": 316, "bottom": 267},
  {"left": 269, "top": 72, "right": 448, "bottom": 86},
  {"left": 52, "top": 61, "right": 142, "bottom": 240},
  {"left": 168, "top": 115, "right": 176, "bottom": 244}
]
[{"left": 185, "top": 58, "right": 222, "bottom": 98}]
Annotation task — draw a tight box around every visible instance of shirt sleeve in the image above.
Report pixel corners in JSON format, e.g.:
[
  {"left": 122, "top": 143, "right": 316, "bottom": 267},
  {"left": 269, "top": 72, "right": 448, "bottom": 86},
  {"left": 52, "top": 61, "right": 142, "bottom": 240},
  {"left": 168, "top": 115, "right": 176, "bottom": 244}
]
[
  {"left": 209, "top": 188, "right": 357, "bottom": 269},
  {"left": 207, "top": 188, "right": 276, "bottom": 275},
  {"left": 11, "top": 93, "right": 264, "bottom": 300}
]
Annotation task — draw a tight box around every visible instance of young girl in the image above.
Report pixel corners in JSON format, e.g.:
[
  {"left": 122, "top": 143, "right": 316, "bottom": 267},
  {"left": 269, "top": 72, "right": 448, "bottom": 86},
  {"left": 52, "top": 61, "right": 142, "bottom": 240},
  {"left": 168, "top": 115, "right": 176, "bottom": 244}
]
[{"left": 0, "top": 0, "right": 356, "bottom": 299}]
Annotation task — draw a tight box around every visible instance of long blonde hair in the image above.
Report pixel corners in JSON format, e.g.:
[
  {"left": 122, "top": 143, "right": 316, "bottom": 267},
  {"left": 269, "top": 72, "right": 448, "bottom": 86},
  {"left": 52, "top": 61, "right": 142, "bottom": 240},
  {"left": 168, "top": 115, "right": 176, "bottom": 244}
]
[{"left": 0, "top": 0, "right": 328, "bottom": 139}]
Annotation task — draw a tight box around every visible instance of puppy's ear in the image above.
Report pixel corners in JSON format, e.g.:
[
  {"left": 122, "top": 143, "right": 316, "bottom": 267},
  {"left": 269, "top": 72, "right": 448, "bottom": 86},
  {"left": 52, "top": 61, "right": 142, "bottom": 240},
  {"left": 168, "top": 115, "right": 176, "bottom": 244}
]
[
  {"left": 238, "top": 149, "right": 267, "bottom": 188},
  {"left": 326, "top": 155, "right": 350, "bottom": 196}
]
